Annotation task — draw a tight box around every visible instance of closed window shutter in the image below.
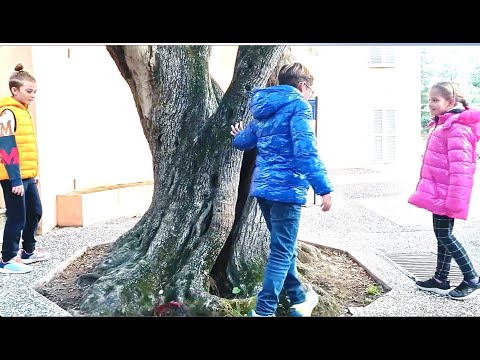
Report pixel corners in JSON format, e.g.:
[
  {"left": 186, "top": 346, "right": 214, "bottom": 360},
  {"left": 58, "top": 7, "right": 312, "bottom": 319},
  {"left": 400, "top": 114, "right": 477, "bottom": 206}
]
[
  {"left": 369, "top": 47, "right": 396, "bottom": 68},
  {"left": 373, "top": 110, "right": 383, "bottom": 162},
  {"left": 385, "top": 47, "right": 396, "bottom": 65},
  {"left": 370, "top": 47, "right": 383, "bottom": 65},
  {"left": 385, "top": 110, "right": 396, "bottom": 162},
  {"left": 373, "top": 109, "right": 396, "bottom": 163},
  {"left": 374, "top": 136, "right": 384, "bottom": 162}
]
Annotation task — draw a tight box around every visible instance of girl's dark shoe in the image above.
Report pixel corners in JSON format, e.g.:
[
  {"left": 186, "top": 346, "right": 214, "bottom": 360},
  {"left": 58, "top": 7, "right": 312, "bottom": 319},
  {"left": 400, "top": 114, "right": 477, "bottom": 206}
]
[
  {"left": 448, "top": 280, "right": 480, "bottom": 300},
  {"left": 416, "top": 278, "right": 451, "bottom": 295}
]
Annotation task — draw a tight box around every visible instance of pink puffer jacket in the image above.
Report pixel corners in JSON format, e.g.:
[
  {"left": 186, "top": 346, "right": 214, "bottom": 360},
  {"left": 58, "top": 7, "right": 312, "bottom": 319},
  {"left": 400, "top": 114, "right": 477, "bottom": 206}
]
[{"left": 408, "top": 108, "right": 480, "bottom": 220}]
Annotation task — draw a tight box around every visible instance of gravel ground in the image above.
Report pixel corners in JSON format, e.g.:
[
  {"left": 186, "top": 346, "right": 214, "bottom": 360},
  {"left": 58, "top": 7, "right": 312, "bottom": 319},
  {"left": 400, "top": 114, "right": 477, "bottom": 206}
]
[{"left": 0, "top": 215, "right": 141, "bottom": 317}]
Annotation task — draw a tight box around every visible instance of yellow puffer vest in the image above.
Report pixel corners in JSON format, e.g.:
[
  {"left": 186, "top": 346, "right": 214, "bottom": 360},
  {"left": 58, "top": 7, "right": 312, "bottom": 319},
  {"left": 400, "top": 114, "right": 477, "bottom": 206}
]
[{"left": 0, "top": 97, "right": 38, "bottom": 180}]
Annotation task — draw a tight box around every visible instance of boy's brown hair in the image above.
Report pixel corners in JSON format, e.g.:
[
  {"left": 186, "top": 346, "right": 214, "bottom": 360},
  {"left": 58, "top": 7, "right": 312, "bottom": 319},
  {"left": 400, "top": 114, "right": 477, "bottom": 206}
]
[
  {"left": 278, "top": 62, "right": 314, "bottom": 87},
  {"left": 9, "top": 63, "right": 36, "bottom": 93}
]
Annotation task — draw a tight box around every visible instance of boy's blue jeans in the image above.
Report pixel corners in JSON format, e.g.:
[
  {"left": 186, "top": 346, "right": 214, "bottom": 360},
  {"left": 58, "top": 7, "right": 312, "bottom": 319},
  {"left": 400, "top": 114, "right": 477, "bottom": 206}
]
[
  {"left": 1, "top": 178, "right": 43, "bottom": 262},
  {"left": 256, "top": 197, "right": 306, "bottom": 316}
]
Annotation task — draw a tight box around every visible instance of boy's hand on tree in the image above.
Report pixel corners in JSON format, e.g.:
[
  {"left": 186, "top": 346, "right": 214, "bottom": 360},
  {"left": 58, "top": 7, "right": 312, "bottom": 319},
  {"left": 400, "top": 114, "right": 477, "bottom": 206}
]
[{"left": 230, "top": 122, "right": 244, "bottom": 136}]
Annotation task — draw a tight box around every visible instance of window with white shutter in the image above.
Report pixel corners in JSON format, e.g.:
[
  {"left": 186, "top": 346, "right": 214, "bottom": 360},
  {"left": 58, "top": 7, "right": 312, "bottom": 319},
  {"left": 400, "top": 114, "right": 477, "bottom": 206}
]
[
  {"left": 372, "top": 109, "right": 396, "bottom": 163},
  {"left": 369, "top": 47, "right": 396, "bottom": 68}
]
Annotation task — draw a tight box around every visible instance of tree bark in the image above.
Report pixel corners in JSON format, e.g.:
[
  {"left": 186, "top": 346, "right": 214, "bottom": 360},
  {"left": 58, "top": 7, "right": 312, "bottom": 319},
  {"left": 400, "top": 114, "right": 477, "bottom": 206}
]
[{"left": 79, "top": 45, "right": 287, "bottom": 316}]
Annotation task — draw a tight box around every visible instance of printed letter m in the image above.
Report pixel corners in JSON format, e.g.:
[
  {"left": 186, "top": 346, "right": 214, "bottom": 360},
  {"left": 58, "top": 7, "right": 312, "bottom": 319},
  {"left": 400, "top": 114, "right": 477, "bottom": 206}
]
[
  {"left": 0, "top": 120, "right": 13, "bottom": 137},
  {"left": 0, "top": 147, "right": 19, "bottom": 165}
]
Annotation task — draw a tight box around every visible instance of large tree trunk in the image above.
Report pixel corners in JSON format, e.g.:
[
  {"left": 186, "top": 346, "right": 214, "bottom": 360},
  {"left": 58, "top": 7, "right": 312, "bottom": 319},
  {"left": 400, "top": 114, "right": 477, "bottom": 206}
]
[{"left": 79, "top": 45, "right": 287, "bottom": 316}]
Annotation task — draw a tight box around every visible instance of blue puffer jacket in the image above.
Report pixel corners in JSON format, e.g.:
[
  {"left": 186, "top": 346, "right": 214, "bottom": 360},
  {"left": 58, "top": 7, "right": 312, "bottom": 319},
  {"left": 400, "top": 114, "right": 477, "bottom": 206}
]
[{"left": 234, "top": 85, "right": 332, "bottom": 204}]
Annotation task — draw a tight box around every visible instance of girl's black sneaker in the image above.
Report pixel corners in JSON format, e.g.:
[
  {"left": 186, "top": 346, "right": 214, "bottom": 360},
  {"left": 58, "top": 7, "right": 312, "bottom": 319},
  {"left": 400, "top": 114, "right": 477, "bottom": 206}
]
[
  {"left": 448, "top": 280, "right": 480, "bottom": 300},
  {"left": 416, "top": 277, "right": 451, "bottom": 295}
]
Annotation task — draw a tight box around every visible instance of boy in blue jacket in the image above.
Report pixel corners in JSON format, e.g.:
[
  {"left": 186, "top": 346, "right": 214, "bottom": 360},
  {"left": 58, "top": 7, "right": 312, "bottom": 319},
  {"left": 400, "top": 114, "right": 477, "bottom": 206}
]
[{"left": 231, "top": 62, "right": 332, "bottom": 316}]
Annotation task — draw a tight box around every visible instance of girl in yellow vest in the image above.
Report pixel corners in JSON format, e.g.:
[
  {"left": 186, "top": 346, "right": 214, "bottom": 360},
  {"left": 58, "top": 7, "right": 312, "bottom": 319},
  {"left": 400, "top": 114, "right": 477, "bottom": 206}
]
[{"left": 0, "top": 63, "right": 50, "bottom": 274}]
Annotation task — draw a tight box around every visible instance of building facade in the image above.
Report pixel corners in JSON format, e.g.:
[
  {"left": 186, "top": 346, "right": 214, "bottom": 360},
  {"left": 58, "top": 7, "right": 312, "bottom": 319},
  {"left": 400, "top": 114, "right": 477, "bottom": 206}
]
[{"left": 0, "top": 45, "right": 422, "bottom": 233}]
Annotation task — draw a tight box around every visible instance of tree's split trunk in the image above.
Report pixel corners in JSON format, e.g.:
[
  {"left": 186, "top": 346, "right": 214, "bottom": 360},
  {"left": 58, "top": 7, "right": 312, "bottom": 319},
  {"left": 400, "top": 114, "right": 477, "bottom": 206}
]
[{"left": 79, "top": 45, "right": 288, "bottom": 316}]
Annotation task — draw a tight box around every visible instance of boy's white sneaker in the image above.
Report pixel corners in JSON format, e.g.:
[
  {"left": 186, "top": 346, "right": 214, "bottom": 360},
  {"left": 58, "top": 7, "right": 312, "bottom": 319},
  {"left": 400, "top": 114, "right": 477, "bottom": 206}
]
[
  {"left": 20, "top": 249, "right": 51, "bottom": 264},
  {"left": 0, "top": 257, "right": 34, "bottom": 274},
  {"left": 289, "top": 284, "right": 319, "bottom": 316}
]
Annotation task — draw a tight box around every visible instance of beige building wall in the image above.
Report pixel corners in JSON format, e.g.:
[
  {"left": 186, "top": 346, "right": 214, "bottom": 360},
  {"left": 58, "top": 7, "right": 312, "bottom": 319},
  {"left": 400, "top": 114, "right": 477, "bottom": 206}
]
[
  {"left": 0, "top": 45, "right": 154, "bottom": 233},
  {"left": 366, "top": 46, "right": 423, "bottom": 169},
  {"left": 209, "top": 46, "right": 237, "bottom": 91},
  {"left": 294, "top": 45, "right": 422, "bottom": 170},
  {"left": 30, "top": 46, "right": 75, "bottom": 234},
  {"left": 62, "top": 46, "right": 153, "bottom": 190},
  {"left": 300, "top": 45, "right": 373, "bottom": 169},
  {"left": 33, "top": 45, "right": 153, "bottom": 233},
  {"left": 209, "top": 45, "right": 422, "bottom": 170}
]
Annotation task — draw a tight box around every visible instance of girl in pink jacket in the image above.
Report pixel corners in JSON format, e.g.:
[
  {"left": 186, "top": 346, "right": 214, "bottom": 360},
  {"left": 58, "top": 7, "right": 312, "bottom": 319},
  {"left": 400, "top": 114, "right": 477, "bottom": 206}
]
[{"left": 409, "top": 81, "right": 480, "bottom": 300}]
